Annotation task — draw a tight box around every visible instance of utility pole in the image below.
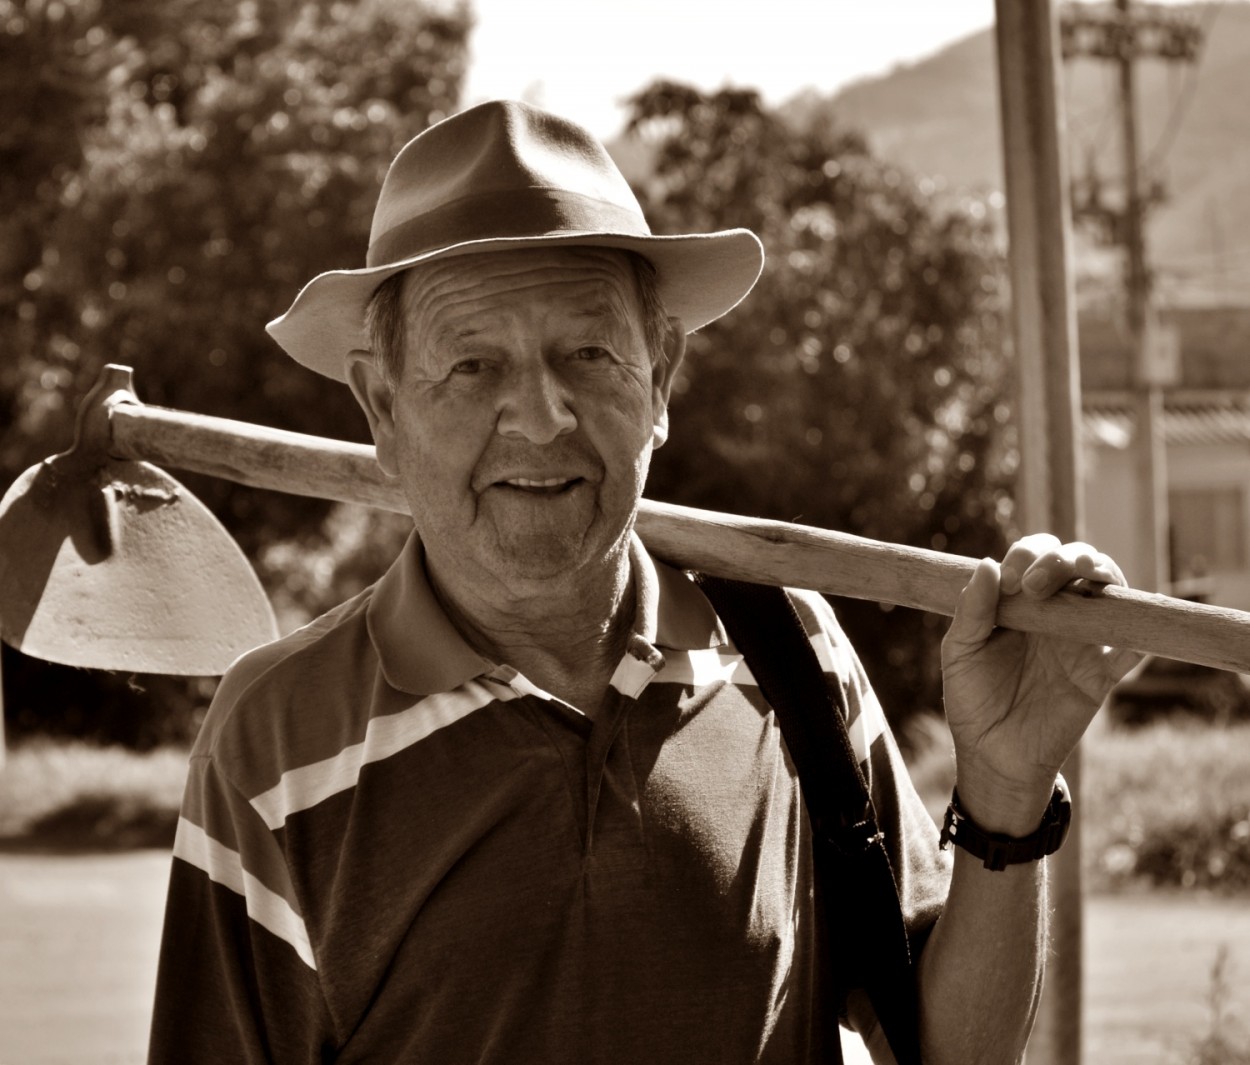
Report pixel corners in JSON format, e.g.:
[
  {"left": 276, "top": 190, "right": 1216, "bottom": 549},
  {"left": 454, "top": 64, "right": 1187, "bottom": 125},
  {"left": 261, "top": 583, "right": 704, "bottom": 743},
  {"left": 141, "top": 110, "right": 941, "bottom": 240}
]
[
  {"left": 1061, "top": 0, "right": 1203, "bottom": 593},
  {"left": 994, "top": 3, "right": 1085, "bottom": 1061}
]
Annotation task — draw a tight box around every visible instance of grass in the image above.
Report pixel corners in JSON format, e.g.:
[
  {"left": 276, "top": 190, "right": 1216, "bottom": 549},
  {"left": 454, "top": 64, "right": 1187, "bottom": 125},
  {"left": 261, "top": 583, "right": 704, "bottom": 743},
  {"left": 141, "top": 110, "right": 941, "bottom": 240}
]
[
  {"left": 902, "top": 714, "right": 1250, "bottom": 895},
  {"left": 1, "top": 726, "right": 1248, "bottom": 1062},
  {"left": 1082, "top": 718, "right": 1250, "bottom": 894},
  {"left": 0, "top": 739, "right": 187, "bottom": 849},
  {"left": 2, "top": 716, "right": 1250, "bottom": 893},
  {"left": 1183, "top": 945, "right": 1250, "bottom": 1065}
]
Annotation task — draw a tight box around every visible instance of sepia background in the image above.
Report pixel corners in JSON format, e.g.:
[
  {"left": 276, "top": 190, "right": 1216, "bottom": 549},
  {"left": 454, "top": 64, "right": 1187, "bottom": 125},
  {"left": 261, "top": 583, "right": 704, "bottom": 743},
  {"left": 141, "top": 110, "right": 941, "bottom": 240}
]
[{"left": 1, "top": 1, "right": 1248, "bottom": 1061}]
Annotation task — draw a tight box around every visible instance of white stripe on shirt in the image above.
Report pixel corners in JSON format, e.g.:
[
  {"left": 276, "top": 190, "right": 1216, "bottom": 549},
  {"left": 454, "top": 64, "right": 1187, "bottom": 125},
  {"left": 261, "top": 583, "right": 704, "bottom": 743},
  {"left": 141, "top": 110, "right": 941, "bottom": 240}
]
[
  {"left": 661, "top": 636, "right": 885, "bottom": 766},
  {"left": 609, "top": 653, "right": 659, "bottom": 699},
  {"left": 250, "top": 678, "right": 519, "bottom": 830},
  {"left": 656, "top": 647, "right": 757, "bottom": 688},
  {"left": 173, "top": 817, "right": 317, "bottom": 970}
]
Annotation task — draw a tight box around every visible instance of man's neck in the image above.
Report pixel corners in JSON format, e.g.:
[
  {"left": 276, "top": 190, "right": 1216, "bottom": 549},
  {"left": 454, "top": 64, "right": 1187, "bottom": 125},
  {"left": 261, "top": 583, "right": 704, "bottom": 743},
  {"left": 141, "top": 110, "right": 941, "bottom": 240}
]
[{"left": 423, "top": 541, "right": 637, "bottom": 721}]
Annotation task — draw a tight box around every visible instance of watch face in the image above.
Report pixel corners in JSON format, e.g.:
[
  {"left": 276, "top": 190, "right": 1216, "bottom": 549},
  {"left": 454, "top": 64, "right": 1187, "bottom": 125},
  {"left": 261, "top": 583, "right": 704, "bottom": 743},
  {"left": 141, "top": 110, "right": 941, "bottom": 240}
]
[{"left": 1048, "top": 778, "right": 1073, "bottom": 851}]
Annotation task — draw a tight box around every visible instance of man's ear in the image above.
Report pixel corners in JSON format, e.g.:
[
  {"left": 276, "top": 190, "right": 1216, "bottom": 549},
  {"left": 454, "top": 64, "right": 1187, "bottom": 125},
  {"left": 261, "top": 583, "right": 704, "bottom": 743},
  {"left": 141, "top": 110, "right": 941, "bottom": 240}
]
[
  {"left": 346, "top": 351, "right": 399, "bottom": 477},
  {"left": 651, "top": 317, "right": 687, "bottom": 449}
]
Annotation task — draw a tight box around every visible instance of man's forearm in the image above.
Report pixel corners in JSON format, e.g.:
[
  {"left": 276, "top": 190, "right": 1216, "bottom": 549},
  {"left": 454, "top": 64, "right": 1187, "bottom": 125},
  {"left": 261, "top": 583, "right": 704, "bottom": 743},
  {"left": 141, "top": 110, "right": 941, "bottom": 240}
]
[
  {"left": 918, "top": 533, "right": 1132, "bottom": 1064},
  {"left": 915, "top": 851, "right": 1048, "bottom": 1065}
]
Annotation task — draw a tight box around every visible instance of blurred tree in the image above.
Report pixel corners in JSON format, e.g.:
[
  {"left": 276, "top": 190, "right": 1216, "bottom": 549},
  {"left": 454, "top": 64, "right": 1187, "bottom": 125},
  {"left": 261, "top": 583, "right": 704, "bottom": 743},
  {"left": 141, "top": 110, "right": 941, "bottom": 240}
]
[
  {"left": 5, "top": 0, "right": 468, "bottom": 552},
  {"left": 1, "top": 0, "right": 468, "bottom": 746},
  {"left": 1, "top": 0, "right": 114, "bottom": 472},
  {"left": 625, "top": 82, "right": 1017, "bottom": 729}
]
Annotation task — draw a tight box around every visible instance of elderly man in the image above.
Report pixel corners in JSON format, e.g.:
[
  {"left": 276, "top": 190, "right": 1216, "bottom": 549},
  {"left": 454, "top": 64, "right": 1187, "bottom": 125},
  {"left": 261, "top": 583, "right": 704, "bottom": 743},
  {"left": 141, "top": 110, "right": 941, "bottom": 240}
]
[{"left": 149, "top": 101, "right": 1135, "bottom": 1065}]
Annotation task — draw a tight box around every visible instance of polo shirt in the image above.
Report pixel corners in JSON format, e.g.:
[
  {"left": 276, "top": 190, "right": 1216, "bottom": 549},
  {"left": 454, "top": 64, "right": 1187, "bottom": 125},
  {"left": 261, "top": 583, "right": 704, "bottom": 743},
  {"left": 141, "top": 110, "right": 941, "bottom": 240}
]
[{"left": 149, "top": 531, "right": 951, "bottom": 1065}]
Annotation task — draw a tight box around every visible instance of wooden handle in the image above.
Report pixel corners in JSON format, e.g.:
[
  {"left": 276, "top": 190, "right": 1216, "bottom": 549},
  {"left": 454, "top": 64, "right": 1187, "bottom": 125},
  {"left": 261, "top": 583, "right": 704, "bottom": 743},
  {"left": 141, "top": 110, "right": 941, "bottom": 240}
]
[
  {"left": 105, "top": 393, "right": 1250, "bottom": 674},
  {"left": 635, "top": 501, "right": 1250, "bottom": 675}
]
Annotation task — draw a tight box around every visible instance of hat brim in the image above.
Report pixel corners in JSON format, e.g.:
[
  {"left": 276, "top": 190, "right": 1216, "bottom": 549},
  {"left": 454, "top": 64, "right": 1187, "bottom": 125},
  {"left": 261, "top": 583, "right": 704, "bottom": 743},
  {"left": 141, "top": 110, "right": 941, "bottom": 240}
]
[{"left": 265, "top": 229, "right": 764, "bottom": 382}]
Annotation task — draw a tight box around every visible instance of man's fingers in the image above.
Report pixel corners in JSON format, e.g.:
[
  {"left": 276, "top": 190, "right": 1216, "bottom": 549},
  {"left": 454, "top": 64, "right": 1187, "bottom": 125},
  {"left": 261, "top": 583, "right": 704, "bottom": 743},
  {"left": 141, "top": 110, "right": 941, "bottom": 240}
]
[
  {"left": 1073, "top": 549, "right": 1126, "bottom": 588},
  {"left": 944, "top": 556, "right": 1001, "bottom": 656},
  {"left": 999, "top": 532, "right": 1062, "bottom": 594},
  {"left": 1010, "top": 542, "right": 1125, "bottom": 600}
]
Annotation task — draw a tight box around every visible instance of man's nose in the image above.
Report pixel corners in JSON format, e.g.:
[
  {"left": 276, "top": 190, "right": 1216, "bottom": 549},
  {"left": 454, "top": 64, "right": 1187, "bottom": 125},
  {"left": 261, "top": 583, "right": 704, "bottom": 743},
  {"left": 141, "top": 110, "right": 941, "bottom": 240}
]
[{"left": 495, "top": 362, "right": 578, "bottom": 443}]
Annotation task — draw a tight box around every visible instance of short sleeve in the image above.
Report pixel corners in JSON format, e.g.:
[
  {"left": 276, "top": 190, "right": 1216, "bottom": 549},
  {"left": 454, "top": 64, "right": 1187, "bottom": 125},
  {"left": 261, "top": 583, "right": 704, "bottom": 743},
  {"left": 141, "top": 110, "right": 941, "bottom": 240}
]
[{"left": 148, "top": 753, "right": 335, "bottom": 1063}]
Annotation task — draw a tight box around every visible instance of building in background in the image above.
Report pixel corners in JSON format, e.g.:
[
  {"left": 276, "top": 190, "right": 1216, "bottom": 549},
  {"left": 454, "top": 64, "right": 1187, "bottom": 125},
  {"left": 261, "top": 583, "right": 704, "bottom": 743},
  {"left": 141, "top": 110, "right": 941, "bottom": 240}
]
[{"left": 1081, "top": 300, "right": 1250, "bottom": 612}]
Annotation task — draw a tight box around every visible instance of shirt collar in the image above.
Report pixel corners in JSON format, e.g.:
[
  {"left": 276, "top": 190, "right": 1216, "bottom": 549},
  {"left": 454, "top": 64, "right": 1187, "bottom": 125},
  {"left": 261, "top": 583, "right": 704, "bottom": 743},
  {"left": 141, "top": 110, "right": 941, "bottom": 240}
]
[
  {"left": 367, "top": 529, "right": 727, "bottom": 696},
  {"left": 366, "top": 531, "right": 493, "bottom": 696},
  {"left": 630, "top": 534, "right": 727, "bottom": 652}
]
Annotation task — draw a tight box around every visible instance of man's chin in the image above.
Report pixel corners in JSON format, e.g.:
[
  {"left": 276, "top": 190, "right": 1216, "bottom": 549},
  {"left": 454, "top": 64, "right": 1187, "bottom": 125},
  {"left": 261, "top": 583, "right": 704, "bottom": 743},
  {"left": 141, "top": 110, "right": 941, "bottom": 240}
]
[
  {"left": 488, "top": 537, "right": 598, "bottom": 583},
  {"left": 484, "top": 522, "right": 635, "bottom": 587}
]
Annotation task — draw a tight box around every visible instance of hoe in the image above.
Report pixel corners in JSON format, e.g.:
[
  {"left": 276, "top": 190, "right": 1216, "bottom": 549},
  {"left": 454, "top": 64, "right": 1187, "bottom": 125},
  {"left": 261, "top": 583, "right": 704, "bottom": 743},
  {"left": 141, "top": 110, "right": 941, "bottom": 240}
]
[{"left": 1, "top": 363, "right": 1248, "bottom": 680}]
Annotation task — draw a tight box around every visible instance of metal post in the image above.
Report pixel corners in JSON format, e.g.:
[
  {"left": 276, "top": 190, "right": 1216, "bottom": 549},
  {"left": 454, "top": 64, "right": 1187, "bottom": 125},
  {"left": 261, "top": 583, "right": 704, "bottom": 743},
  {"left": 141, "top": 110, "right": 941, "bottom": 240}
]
[
  {"left": 993, "top": 2, "right": 1084, "bottom": 1062},
  {"left": 1115, "top": 0, "right": 1170, "bottom": 592}
]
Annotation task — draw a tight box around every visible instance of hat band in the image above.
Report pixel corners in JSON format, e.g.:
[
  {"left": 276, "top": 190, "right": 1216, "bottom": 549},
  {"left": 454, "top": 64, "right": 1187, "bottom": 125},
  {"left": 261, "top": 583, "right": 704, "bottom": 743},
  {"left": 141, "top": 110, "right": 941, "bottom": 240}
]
[{"left": 367, "top": 188, "right": 652, "bottom": 269}]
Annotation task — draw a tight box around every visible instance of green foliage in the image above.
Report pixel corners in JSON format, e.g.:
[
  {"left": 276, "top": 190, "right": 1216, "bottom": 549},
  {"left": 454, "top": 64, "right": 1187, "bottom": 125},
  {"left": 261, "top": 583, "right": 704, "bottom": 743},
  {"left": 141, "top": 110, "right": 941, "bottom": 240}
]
[
  {"left": 625, "top": 82, "right": 1015, "bottom": 723},
  {"left": 0, "top": 647, "right": 215, "bottom": 749},
  {"left": 3, "top": 0, "right": 468, "bottom": 542},
  {"left": 260, "top": 503, "right": 414, "bottom": 631},
  {"left": 0, "top": 737, "right": 187, "bottom": 846},
  {"left": 1084, "top": 720, "right": 1250, "bottom": 895},
  {"left": 903, "top": 716, "right": 1250, "bottom": 897},
  {"left": 4, "top": 55, "right": 1012, "bottom": 745},
  {"left": 1, "top": 0, "right": 469, "bottom": 746},
  {"left": 1183, "top": 946, "right": 1250, "bottom": 1065}
]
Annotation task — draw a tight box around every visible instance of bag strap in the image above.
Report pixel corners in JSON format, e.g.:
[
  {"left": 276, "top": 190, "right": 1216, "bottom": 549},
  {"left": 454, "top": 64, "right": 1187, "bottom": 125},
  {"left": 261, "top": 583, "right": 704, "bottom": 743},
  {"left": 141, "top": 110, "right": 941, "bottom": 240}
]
[{"left": 693, "top": 573, "right": 922, "bottom": 1065}]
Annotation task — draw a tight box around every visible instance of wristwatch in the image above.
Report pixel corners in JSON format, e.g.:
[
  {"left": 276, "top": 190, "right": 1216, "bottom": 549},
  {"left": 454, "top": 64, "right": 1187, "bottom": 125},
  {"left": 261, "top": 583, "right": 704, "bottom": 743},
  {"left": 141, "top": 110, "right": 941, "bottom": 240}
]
[{"left": 939, "top": 775, "right": 1072, "bottom": 871}]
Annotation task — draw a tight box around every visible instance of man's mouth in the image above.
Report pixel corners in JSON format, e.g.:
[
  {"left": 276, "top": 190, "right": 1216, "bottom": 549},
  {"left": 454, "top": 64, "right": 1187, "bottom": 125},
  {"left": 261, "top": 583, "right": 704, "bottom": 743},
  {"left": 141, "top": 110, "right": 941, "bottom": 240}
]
[{"left": 495, "top": 476, "right": 584, "bottom": 496}]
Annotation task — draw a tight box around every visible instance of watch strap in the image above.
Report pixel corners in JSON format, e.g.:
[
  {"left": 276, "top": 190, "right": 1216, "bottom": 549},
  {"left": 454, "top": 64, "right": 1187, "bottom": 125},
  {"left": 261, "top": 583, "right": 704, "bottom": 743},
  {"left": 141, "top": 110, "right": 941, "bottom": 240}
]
[{"left": 939, "top": 774, "right": 1072, "bottom": 871}]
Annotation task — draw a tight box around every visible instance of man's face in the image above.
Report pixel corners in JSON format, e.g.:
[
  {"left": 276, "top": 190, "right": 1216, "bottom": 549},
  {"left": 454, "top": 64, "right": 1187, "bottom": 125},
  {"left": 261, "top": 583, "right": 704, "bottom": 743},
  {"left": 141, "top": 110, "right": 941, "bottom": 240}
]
[{"left": 352, "top": 247, "right": 682, "bottom": 594}]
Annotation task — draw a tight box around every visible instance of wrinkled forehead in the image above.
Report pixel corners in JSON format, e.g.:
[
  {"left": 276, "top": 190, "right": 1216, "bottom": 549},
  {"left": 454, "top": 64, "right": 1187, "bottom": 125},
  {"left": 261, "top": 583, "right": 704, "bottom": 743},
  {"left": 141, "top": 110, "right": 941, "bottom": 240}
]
[{"left": 397, "top": 246, "right": 645, "bottom": 339}]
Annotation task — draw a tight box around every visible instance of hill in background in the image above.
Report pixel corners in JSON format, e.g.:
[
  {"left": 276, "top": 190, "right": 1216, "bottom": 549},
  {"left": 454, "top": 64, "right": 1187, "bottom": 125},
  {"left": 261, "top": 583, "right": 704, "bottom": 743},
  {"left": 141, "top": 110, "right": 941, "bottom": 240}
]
[{"left": 783, "top": 2, "right": 1250, "bottom": 306}]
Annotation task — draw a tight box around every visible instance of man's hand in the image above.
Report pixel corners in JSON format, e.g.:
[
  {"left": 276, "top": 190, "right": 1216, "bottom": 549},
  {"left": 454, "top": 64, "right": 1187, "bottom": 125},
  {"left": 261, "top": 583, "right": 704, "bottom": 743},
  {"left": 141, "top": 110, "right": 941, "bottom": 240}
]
[{"left": 941, "top": 533, "right": 1141, "bottom": 835}]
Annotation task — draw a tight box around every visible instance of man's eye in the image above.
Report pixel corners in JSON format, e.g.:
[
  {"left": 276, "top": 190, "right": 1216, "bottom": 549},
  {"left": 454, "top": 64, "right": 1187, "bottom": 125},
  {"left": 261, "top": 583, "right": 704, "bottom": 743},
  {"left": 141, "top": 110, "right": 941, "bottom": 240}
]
[
  {"left": 450, "top": 358, "right": 483, "bottom": 374},
  {"left": 574, "top": 346, "right": 611, "bottom": 361}
]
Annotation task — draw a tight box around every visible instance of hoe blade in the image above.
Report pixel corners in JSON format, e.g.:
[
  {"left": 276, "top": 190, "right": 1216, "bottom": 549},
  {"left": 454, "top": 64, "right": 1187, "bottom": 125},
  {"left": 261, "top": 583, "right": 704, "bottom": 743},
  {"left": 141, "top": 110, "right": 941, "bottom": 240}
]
[{"left": 0, "top": 454, "right": 278, "bottom": 675}]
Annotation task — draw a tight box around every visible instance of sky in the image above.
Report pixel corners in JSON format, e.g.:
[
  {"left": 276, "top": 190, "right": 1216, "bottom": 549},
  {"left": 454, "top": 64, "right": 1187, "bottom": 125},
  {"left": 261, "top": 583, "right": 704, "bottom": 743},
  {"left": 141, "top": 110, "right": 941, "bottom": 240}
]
[{"left": 461, "top": 0, "right": 999, "bottom": 139}]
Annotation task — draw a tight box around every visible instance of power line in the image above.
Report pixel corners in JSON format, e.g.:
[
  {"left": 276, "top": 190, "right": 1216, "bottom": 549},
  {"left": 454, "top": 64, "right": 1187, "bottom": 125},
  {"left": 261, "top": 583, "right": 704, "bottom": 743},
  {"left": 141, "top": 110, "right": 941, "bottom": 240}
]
[
  {"left": 1140, "top": 2, "right": 1222, "bottom": 178},
  {"left": 1060, "top": 0, "right": 1208, "bottom": 597},
  {"left": 1061, "top": 1, "right": 1206, "bottom": 261},
  {"left": 1160, "top": 243, "right": 1250, "bottom": 268}
]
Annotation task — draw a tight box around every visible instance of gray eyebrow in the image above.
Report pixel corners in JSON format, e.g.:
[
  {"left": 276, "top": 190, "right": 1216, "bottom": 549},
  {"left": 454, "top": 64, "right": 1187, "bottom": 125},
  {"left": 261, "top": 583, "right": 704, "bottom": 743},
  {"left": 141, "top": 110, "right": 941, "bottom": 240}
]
[
  {"left": 445, "top": 302, "right": 624, "bottom": 340},
  {"left": 427, "top": 291, "right": 635, "bottom": 355},
  {"left": 567, "top": 300, "right": 637, "bottom": 330},
  {"left": 568, "top": 302, "right": 614, "bottom": 321}
]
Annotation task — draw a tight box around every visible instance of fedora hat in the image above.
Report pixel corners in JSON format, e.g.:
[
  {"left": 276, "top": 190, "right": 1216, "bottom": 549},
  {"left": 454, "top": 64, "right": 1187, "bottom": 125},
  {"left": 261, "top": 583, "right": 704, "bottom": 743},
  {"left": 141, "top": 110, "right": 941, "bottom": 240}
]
[{"left": 266, "top": 99, "right": 765, "bottom": 381}]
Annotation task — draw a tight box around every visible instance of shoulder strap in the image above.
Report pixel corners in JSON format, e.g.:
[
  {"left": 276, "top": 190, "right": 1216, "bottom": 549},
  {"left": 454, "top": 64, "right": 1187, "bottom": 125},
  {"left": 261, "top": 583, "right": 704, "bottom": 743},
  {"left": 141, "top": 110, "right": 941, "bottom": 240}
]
[{"left": 693, "top": 573, "right": 923, "bottom": 1065}]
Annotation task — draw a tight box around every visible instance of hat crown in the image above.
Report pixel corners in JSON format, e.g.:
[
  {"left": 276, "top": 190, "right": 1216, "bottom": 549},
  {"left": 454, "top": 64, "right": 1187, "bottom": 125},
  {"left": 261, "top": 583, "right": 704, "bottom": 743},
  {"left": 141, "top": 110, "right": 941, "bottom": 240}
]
[
  {"left": 366, "top": 100, "right": 649, "bottom": 266},
  {"left": 266, "top": 99, "right": 764, "bottom": 382}
]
